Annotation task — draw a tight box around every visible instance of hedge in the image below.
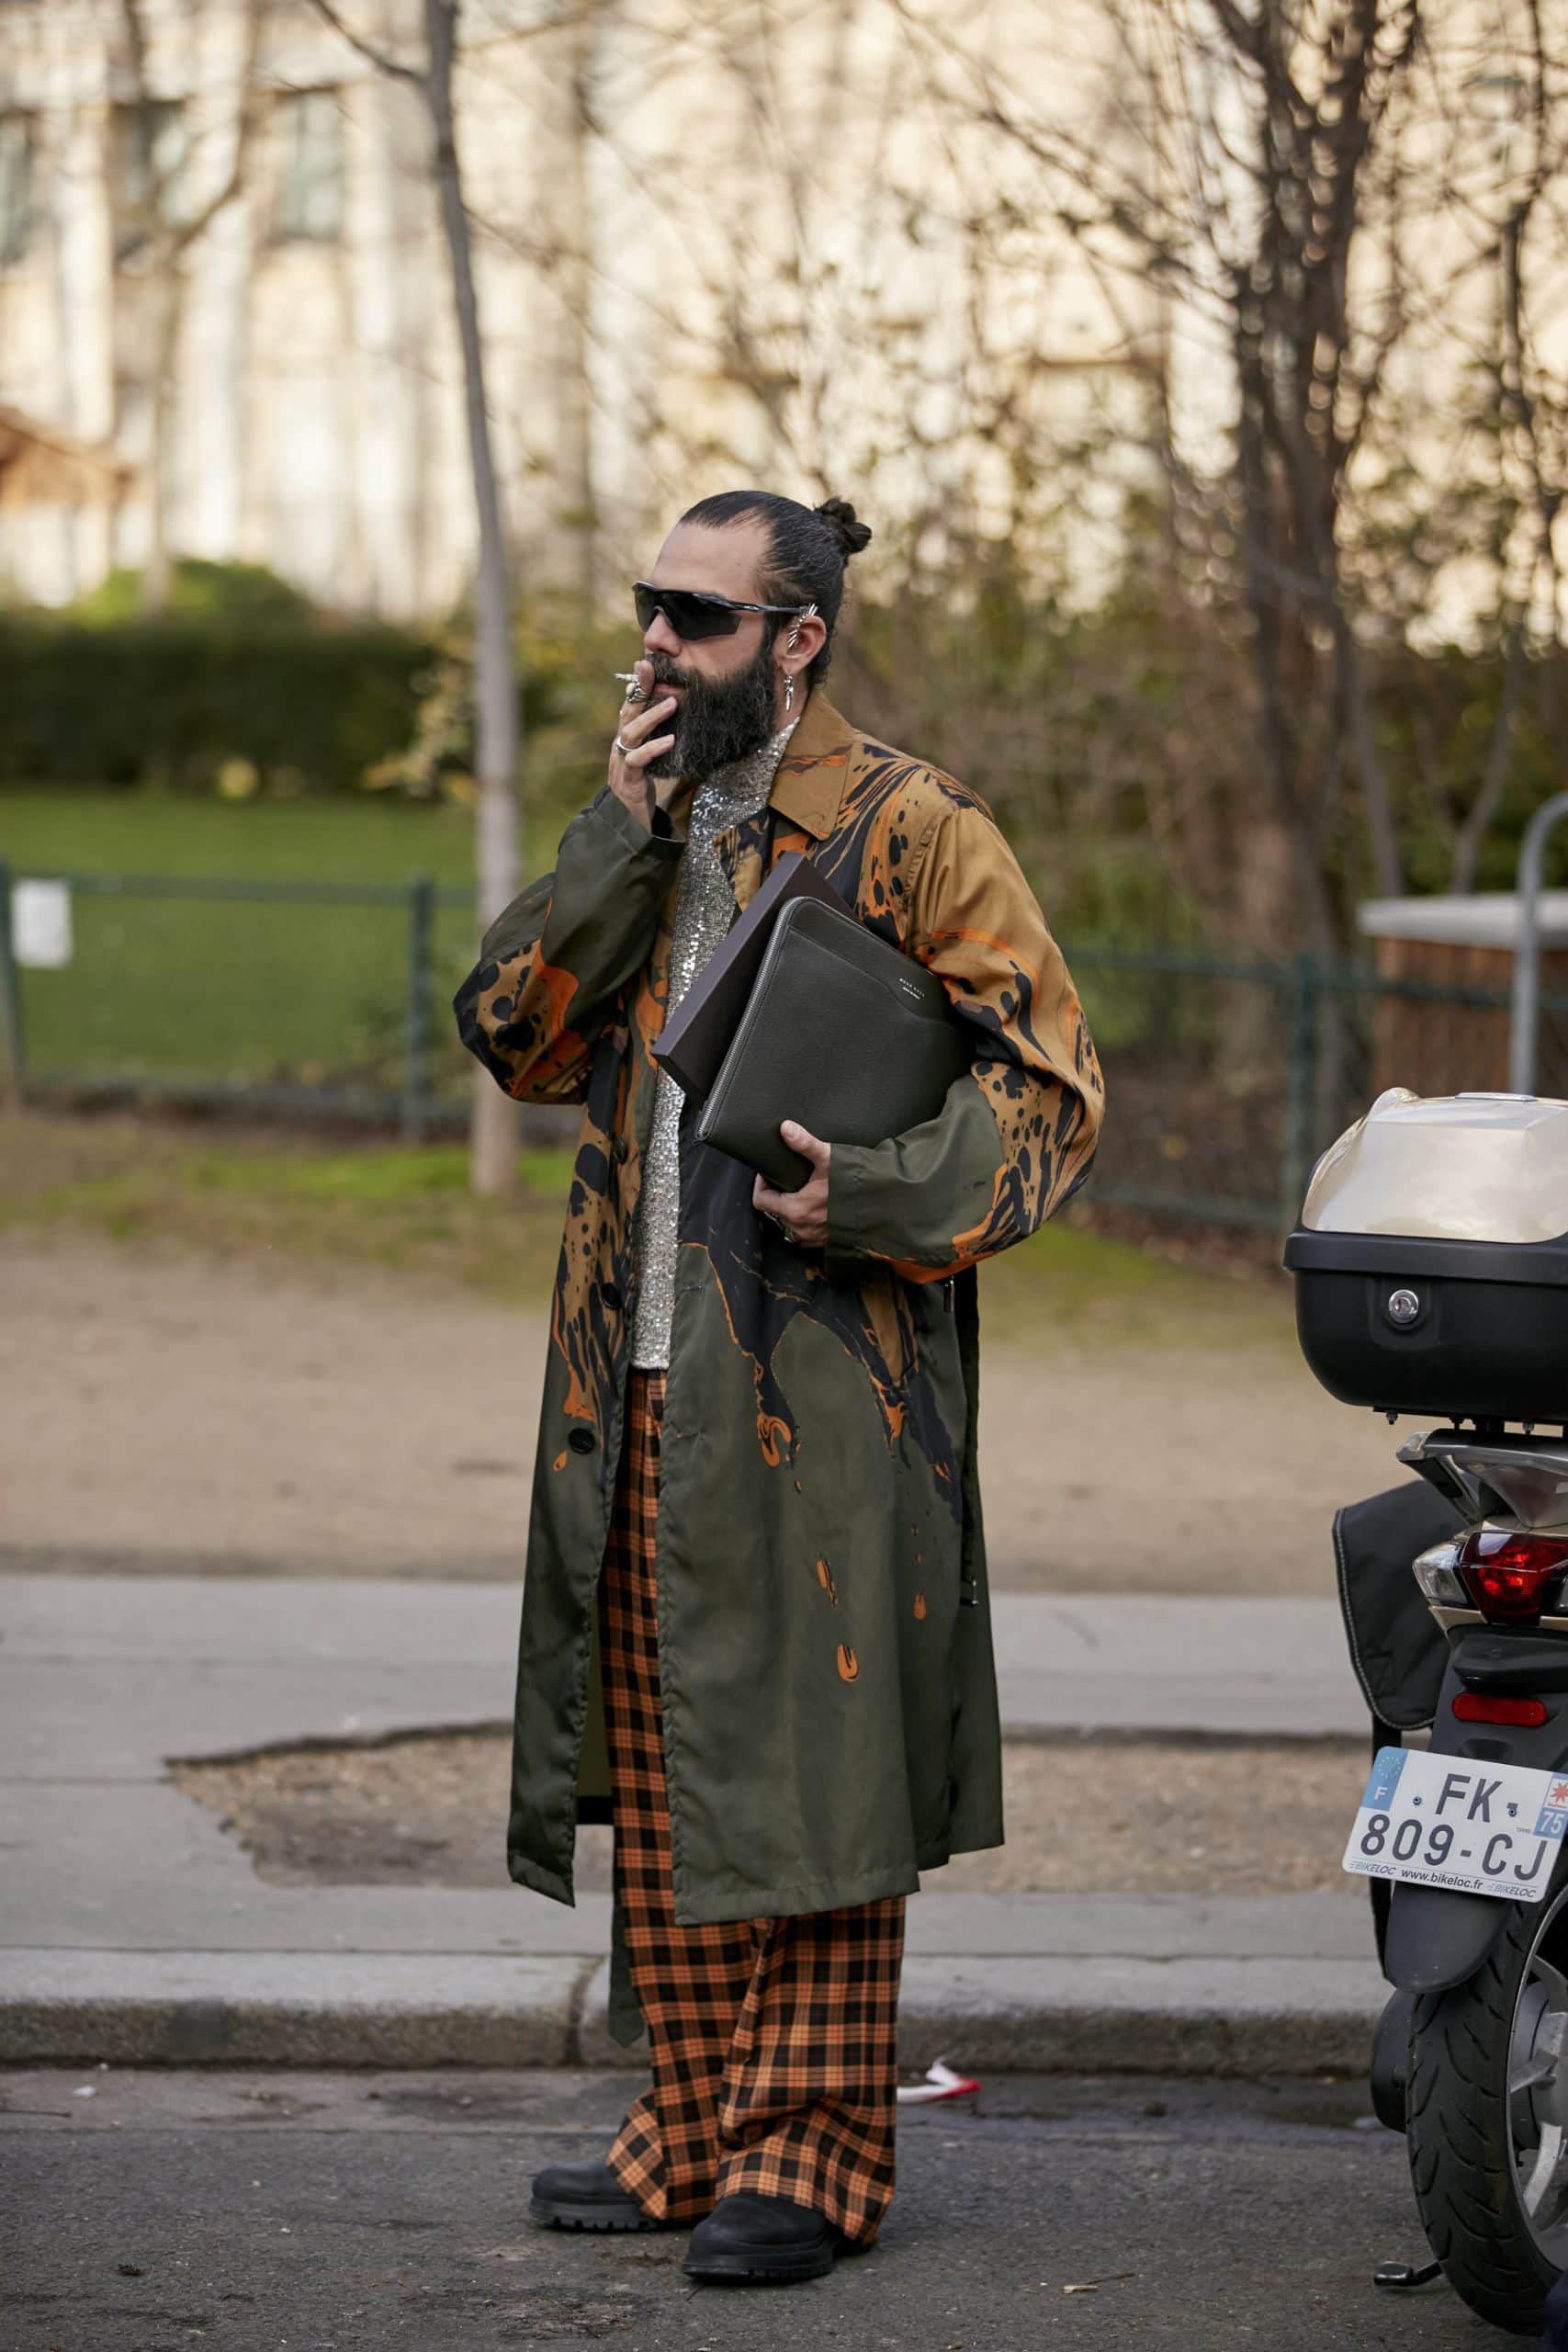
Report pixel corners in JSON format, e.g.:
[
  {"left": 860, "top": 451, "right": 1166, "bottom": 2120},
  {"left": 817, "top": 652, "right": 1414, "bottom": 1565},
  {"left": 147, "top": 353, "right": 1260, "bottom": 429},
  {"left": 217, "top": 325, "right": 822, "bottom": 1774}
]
[{"left": 0, "top": 614, "right": 437, "bottom": 795}]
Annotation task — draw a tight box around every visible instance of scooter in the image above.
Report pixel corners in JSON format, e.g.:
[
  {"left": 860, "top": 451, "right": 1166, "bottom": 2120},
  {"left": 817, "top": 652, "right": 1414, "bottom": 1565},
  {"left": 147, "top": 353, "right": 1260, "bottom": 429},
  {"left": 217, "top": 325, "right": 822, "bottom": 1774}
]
[{"left": 1287, "top": 1088, "right": 1568, "bottom": 2336}]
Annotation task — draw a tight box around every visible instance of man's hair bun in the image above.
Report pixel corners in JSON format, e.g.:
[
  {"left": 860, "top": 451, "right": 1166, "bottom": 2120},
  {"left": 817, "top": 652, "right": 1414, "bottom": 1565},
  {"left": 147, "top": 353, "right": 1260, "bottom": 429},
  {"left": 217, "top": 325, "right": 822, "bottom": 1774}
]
[{"left": 814, "top": 497, "right": 873, "bottom": 560}]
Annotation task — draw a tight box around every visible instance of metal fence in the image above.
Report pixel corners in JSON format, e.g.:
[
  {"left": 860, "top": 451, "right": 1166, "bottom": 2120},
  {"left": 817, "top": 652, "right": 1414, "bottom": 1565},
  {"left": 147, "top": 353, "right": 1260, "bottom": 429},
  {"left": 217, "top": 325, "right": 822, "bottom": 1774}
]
[
  {"left": 1068, "top": 944, "right": 1568, "bottom": 1229},
  {"left": 0, "top": 863, "right": 475, "bottom": 1143},
  {"left": 5, "top": 861, "right": 1567, "bottom": 1229}
]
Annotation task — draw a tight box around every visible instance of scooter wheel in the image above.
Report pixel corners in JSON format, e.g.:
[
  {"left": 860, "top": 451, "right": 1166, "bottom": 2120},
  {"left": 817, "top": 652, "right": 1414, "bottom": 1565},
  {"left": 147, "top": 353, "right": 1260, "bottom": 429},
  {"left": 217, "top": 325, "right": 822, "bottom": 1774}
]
[{"left": 1406, "top": 1865, "right": 1568, "bottom": 2335}]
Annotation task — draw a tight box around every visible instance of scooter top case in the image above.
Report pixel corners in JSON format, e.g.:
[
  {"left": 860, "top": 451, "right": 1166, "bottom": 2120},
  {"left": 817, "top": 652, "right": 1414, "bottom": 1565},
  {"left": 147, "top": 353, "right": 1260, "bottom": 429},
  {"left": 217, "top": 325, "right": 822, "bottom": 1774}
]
[{"left": 1284, "top": 1089, "right": 1568, "bottom": 1426}]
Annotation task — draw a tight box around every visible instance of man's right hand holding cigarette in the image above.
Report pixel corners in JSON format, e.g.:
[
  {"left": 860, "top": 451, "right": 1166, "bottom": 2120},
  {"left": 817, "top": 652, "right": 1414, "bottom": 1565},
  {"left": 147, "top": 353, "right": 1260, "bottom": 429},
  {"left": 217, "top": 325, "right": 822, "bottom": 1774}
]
[{"left": 610, "top": 658, "right": 677, "bottom": 832}]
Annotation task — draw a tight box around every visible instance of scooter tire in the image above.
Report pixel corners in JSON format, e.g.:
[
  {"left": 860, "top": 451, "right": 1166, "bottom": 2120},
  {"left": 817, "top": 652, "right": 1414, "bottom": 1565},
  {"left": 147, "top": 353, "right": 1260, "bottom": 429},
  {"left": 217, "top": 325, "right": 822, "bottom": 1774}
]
[{"left": 1406, "top": 1892, "right": 1562, "bottom": 2336}]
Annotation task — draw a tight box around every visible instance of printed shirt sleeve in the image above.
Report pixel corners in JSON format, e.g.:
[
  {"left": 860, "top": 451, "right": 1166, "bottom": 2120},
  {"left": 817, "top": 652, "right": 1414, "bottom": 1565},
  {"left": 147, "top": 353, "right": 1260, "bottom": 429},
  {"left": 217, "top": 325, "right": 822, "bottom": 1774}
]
[
  {"left": 454, "top": 785, "right": 682, "bottom": 1102},
  {"left": 824, "top": 795, "right": 1104, "bottom": 1281}
]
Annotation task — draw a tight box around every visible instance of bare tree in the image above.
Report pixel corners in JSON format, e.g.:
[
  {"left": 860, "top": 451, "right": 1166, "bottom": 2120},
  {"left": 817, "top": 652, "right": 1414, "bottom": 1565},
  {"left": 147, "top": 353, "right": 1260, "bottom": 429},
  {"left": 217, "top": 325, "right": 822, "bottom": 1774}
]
[
  {"left": 333, "top": 0, "right": 1564, "bottom": 995},
  {"left": 898, "top": 0, "right": 1431, "bottom": 957},
  {"left": 118, "top": 0, "right": 267, "bottom": 615},
  {"left": 310, "top": 0, "right": 521, "bottom": 1196}
]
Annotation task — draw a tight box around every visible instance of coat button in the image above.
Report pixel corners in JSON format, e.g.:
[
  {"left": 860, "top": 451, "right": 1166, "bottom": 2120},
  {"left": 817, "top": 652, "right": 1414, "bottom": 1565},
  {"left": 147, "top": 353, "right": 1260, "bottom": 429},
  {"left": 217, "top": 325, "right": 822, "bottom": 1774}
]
[
  {"left": 612, "top": 1136, "right": 629, "bottom": 1163},
  {"left": 600, "top": 1280, "right": 623, "bottom": 1309},
  {"left": 568, "top": 1427, "right": 595, "bottom": 1454}
]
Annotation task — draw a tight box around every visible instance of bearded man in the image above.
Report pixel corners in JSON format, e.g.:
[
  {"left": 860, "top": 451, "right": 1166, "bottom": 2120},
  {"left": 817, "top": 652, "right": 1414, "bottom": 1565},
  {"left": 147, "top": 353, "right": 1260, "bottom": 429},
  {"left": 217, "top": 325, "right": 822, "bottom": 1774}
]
[{"left": 455, "top": 490, "right": 1103, "bottom": 2285}]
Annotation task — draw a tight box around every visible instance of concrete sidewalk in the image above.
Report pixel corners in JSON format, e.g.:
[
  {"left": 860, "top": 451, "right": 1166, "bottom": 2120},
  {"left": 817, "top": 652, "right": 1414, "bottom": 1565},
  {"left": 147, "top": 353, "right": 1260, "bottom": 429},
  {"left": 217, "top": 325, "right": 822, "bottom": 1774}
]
[{"left": 0, "top": 1573, "right": 1389, "bottom": 2075}]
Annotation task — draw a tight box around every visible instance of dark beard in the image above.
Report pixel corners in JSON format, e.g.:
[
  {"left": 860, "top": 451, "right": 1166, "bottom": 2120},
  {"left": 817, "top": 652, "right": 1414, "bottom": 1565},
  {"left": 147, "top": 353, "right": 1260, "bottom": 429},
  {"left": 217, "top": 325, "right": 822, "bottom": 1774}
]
[{"left": 644, "top": 633, "right": 777, "bottom": 782}]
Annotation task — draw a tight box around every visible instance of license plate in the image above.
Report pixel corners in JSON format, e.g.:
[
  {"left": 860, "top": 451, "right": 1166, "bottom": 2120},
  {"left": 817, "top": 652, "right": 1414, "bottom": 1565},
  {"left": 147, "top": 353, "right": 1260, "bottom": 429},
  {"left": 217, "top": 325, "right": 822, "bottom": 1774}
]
[{"left": 1343, "top": 1747, "right": 1568, "bottom": 1904}]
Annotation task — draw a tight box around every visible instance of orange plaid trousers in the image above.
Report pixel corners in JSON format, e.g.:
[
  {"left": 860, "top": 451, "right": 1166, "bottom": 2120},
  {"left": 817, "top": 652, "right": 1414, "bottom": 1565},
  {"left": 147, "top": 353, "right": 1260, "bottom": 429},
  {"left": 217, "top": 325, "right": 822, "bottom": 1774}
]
[{"left": 599, "top": 1367, "right": 906, "bottom": 2245}]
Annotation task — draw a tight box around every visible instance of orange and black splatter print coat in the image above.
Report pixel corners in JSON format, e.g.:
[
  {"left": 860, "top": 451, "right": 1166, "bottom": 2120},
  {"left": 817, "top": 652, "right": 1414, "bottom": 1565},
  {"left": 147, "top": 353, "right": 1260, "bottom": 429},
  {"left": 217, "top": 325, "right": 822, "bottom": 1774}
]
[{"left": 456, "top": 689, "right": 1103, "bottom": 1946}]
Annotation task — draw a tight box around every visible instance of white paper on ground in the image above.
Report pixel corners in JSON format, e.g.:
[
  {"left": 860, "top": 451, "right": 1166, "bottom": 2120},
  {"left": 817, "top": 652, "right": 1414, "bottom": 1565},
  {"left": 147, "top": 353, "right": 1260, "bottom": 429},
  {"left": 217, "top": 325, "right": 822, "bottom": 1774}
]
[{"left": 896, "top": 2057, "right": 981, "bottom": 2106}]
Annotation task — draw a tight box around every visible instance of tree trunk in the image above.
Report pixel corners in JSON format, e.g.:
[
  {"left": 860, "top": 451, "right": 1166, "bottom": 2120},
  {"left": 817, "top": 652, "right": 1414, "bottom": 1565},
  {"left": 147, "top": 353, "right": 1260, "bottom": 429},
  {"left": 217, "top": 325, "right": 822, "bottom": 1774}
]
[
  {"left": 424, "top": 0, "right": 522, "bottom": 1196},
  {"left": 139, "top": 254, "right": 181, "bottom": 615},
  {"left": 1334, "top": 615, "right": 1404, "bottom": 899},
  {"left": 1450, "top": 620, "right": 1528, "bottom": 894},
  {"left": 1223, "top": 809, "right": 1296, "bottom": 1061},
  {"left": 560, "top": 7, "right": 598, "bottom": 608}
]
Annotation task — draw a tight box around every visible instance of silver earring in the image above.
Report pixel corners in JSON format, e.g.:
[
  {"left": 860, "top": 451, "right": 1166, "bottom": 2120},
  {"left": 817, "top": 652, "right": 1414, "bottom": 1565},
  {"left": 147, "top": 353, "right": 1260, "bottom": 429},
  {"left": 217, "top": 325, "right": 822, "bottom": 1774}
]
[
  {"left": 784, "top": 672, "right": 795, "bottom": 712},
  {"left": 785, "top": 602, "right": 818, "bottom": 653}
]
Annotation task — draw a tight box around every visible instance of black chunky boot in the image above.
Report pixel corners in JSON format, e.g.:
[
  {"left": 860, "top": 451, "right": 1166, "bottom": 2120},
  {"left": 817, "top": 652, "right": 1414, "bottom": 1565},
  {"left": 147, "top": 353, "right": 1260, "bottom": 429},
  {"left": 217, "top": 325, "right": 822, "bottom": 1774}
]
[
  {"left": 682, "top": 2190, "right": 852, "bottom": 2283},
  {"left": 529, "top": 2159, "right": 666, "bottom": 2233}
]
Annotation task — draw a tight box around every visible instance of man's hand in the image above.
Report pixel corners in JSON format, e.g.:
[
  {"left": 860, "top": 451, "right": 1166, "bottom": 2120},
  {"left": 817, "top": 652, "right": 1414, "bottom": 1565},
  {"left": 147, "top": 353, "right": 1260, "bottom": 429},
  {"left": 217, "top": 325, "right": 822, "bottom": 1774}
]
[
  {"left": 753, "top": 1121, "right": 830, "bottom": 1249},
  {"left": 610, "top": 658, "right": 677, "bottom": 831}
]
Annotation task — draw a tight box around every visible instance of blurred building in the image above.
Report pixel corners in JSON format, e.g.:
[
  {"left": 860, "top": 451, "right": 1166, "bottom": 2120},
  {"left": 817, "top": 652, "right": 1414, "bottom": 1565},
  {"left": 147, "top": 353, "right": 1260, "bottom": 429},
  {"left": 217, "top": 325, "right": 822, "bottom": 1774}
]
[
  {"left": 0, "top": 0, "right": 1550, "bottom": 627},
  {"left": 0, "top": 0, "right": 1175, "bottom": 616}
]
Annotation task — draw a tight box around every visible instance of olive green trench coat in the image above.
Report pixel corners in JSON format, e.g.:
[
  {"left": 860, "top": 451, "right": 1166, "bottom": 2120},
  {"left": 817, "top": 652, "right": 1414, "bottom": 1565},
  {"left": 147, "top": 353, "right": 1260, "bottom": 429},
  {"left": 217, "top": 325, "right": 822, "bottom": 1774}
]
[{"left": 455, "top": 689, "right": 1103, "bottom": 1950}]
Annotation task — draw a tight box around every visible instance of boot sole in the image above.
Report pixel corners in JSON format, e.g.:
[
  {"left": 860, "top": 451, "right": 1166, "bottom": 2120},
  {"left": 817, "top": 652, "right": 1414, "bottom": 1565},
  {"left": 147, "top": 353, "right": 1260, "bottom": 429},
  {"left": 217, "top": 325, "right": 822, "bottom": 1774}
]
[
  {"left": 530, "top": 2195, "right": 663, "bottom": 2233},
  {"left": 682, "top": 2245, "right": 837, "bottom": 2284}
]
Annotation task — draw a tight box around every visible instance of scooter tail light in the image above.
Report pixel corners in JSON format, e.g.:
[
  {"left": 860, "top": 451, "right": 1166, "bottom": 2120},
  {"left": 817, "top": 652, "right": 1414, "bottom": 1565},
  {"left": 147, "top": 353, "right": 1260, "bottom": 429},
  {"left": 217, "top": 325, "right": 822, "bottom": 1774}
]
[{"left": 1457, "top": 1529, "right": 1568, "bottom": 1623}]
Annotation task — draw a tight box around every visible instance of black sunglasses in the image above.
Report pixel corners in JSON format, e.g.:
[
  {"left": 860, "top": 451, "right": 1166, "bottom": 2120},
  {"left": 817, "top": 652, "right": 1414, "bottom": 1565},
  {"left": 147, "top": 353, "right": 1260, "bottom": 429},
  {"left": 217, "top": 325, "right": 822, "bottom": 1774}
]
[{"left": 633, "top": 581, "right": 809, "bottom": 642}]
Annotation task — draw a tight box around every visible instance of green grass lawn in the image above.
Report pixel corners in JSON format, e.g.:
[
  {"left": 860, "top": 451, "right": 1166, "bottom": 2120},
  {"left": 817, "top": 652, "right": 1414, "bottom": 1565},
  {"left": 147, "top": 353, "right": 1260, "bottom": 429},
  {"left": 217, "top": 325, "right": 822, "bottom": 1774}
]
[
  {"left": 1, "top": 789, "right": 477, "bottom": 900},
  {"left": 0, "top": 790, "right": 581, "bottom": 1098},
  {"left": 0, "top": 785, "right": 587, "bottom": 885}
]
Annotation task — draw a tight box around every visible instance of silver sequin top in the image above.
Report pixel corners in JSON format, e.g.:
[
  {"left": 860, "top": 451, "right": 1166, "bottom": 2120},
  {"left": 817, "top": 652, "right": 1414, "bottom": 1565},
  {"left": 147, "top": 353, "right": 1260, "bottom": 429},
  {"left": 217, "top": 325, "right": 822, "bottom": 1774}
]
[{"left": 629, "top": 721, "right": 798, "bottom": 1368}]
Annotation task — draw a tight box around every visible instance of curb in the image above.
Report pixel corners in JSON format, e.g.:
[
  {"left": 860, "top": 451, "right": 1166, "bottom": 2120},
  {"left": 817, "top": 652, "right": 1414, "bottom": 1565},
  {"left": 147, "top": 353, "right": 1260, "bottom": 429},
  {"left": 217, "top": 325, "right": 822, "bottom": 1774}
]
[
  {"left": 0, "top": 1953, "right": 592, "bottom": 2071},
  {"left": 891, "top": 1957, "right": 1385, "bottom": 2077},
  {"left": 0, "top": 1951, "right": 1387, "bottom": 2077}
]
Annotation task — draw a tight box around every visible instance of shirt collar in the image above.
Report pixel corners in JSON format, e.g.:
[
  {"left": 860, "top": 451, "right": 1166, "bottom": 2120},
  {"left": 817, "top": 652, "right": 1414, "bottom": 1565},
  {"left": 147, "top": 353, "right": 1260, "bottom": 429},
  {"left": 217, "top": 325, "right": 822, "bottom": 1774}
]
[{"left": 765, "top": 690, "right": 857, "bottom": 839}]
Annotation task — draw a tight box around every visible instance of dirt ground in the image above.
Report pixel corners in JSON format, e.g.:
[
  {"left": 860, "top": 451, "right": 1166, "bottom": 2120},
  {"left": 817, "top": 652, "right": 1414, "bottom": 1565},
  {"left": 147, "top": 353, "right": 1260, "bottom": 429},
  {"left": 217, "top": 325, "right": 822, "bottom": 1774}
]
[
  {"left": 0, "top": 1224, "right": 1409, "bottom": 1595},
  {"left": 172, "top": 1729, "right": 1370, "bottom": 1897}
]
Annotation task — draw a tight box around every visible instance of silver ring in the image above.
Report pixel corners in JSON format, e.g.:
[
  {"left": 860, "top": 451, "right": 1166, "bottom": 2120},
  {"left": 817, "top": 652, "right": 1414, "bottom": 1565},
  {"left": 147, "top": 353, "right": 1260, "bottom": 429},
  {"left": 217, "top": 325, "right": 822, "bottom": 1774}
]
[{"left": 615, "top": 736, "right": 633, "bottom": 757}]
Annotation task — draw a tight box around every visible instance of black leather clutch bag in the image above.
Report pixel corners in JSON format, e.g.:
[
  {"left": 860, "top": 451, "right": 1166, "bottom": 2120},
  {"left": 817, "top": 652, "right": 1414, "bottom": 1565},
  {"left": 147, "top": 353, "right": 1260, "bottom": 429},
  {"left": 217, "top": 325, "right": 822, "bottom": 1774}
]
[{"left": 693, "top": 896, "right": 971, "bottom": 1191}]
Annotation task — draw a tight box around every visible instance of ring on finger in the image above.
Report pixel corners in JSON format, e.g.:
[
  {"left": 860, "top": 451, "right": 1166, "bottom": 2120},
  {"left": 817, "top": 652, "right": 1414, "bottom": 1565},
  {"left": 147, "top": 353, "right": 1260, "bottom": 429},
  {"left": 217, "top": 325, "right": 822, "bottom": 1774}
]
[{"left": 615, "top": 736, "right": 634, "bottom": 757}]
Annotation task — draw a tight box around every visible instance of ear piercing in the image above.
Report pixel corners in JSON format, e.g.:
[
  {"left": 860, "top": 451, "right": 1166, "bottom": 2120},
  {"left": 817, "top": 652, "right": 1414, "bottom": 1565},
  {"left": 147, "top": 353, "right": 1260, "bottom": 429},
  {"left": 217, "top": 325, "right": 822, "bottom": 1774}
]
[{"left": 783, "top": 604, "right": 817, "bottom": 714}]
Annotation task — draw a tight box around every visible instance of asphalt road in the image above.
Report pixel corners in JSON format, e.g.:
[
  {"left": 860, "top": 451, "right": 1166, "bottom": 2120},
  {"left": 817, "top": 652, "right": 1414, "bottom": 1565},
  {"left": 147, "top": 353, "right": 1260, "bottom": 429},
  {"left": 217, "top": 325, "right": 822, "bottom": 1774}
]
[{"left": 0, "top": 2068, "right": 1514, "bottom": 2351}]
